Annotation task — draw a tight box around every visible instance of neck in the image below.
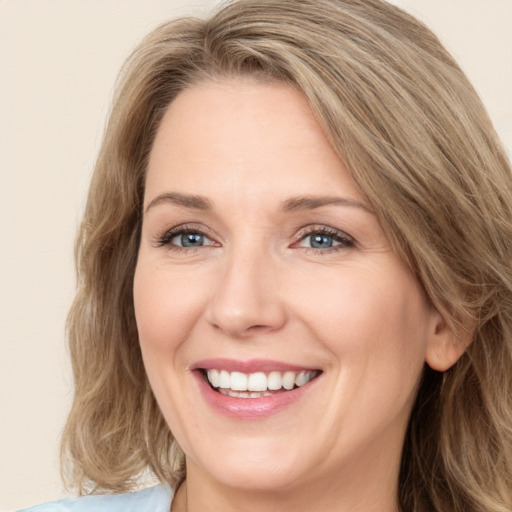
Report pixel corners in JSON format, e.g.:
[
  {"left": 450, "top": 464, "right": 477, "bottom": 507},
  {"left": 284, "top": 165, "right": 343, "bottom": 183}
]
[{"left": 171, "top": 451, "right": 402, "bottom": 512}]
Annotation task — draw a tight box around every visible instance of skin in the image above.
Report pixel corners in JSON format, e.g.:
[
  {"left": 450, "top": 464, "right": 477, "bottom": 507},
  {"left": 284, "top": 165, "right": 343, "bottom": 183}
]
[{"left": 134, "top": 78, "right": 463, "bottom": 512}]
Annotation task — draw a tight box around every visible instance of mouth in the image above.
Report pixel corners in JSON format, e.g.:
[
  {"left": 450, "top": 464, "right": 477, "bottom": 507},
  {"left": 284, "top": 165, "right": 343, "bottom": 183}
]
[
  {"left": 191, "top": 359, "right": 323, "bottom": 418},
  {"left": 199, "top": 368, "right": 321, "bottom": 399}
]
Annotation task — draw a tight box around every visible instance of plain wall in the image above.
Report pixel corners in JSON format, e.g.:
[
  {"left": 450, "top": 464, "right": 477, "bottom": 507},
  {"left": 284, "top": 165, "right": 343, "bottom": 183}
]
[{"left": 1, "top": 1, "right": 511, "bottom": 509}]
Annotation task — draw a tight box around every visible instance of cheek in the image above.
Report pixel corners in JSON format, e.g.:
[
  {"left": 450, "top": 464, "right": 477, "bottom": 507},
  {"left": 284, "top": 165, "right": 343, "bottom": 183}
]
[
  {"left": 296, "top": 264, "right": 425, "bottom": 335},
  {"left": 132, "top": 262, "right": 207, "bottom": 435},
  {"left": 133, "top": 262, "right": 209, "bottom": 355},
  {"left": 292, "top": 261, "right": 431, "bottom": 381}
]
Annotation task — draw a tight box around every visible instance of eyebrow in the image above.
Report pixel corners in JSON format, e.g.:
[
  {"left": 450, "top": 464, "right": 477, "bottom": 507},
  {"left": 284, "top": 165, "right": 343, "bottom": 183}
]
[
  {"left": 145, "top": 192, "right": 372, "bottom": 214},
  {"left": 282, "top": 195, "right": 373, "bottom": 213},
  {"left": 145, "top": 192, "right": 212, "bottom": 213}
]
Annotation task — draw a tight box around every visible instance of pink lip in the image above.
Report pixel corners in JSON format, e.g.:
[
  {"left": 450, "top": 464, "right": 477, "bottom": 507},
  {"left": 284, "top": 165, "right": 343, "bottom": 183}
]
[
  {"left": 191, "top": 359, "right": 321, "bottom": 420},
  {"left": 191, "top": 358, "right": 316, "bottom": 373}
]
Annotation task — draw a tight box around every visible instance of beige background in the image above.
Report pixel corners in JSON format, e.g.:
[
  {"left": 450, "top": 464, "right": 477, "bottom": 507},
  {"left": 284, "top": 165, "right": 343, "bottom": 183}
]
[{"left": 1, "top": 1, "right": 511, "bottom": 509}]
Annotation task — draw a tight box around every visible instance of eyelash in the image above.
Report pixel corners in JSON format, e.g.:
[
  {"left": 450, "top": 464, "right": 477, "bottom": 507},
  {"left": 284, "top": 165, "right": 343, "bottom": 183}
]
[
  {"left": 155, "top": 224, "right": 218, "bottom": 252},
  {"left": 293, "top": 225, "right": 355, "bottom": 254},
  {"left": 155, "top": 224, "right": 355, "bottom": 254}
]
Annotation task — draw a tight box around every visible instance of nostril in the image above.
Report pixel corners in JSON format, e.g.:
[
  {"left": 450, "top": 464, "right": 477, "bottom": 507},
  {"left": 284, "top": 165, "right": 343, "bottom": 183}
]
[
  {"left": 206, "top": 278, "right": 288, "bottom": 337},
  {"left": 210, "top": 321, "right": 280, "bottom": 339},
  {"left": 247, "top": 324, "right": 273, "bottom": 332}
]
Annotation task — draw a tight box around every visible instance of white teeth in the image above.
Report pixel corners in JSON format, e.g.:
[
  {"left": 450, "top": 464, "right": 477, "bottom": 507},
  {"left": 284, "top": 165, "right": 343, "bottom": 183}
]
[
  {"left": 218, "top": 388, "right": 273, "bottom": 399},
  {"left": 282, "top": 371, "right": 296, "bottom": 390},
  {"left": 207, "top": 369, "right": 220, "bottom": 388},
  {"left": 295, "top": 371, "right": 309, "bottom": 387},
  {"left": 267, "top": 371, "right": 283, "bottom": 390},
  {"left": 218, "top": 369, "right": 230, "bottom": 388},
  {"left": 230, "top": 371, "right": 248, "bottom": 391},
  {"left": 205, "top": 369, "right": 318, "bottom": 395},
  {"left": 248, "top": 372, "right": 267, "bottom": 391}
]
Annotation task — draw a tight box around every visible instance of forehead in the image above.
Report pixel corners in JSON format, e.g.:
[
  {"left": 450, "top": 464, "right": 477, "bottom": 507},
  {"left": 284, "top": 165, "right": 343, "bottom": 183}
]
[
  {"left": 150, "top": 79, "right": 324, "bottom": 164},
  {"left": 145, "top": 78, "right": 363, "bottom": 206}
]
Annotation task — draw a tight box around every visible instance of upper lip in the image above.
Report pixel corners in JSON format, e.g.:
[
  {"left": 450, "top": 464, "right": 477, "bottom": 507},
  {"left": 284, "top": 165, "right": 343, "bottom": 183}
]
[{"left": 191, "top": 358, "right": 320, "bottom": 373}]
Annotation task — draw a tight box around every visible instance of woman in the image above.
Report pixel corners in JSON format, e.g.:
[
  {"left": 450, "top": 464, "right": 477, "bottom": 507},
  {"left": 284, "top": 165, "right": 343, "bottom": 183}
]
[{"left": 21, "top": 0, "right": 512, "bottom": 511}]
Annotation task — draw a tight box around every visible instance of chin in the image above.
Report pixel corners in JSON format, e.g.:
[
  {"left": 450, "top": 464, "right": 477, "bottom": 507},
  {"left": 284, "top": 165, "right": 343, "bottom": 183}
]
[{"left": 192, "top": 450, "right": 309, "bottom": 492}]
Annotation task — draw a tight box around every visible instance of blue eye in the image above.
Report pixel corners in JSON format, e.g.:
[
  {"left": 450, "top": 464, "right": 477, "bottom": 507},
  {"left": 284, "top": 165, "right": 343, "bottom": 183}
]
[
  {"left": 169, "top": 231, "right": 217, "bottom": 248},
  {"left": 296, "top": 227, "right": 354, "bottom": 251},
  {"left": 308, "top": 233, "right": 335, "bottom": 249},
  {"left": 156, "top": 225, "right": 218, "bottom": 250},
  {"left": 173, "top": 232, "right": 206, "bottom": 247}
]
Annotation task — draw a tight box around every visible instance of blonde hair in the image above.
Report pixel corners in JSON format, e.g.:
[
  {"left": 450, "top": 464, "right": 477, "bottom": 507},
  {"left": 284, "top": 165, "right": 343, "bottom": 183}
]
[{"left": 62, "top": 0, "right": 512, "bottom": 510}]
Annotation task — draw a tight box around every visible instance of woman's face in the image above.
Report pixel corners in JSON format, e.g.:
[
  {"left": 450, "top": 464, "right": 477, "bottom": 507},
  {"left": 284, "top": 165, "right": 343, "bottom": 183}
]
[{"left": 134, "top": 79, "right": 447, "bottom": 496}]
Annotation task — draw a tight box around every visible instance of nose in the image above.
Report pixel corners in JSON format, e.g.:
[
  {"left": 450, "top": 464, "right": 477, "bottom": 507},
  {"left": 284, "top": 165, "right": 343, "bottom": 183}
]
[{"left": 206, "top": 244, "right": 287, "bottom": 339}]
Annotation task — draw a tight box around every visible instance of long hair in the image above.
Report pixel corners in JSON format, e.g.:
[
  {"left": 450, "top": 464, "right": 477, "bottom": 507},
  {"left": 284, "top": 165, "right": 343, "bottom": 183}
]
[{"left": 62, "top": 1, "right": 512, "bottom": 510}]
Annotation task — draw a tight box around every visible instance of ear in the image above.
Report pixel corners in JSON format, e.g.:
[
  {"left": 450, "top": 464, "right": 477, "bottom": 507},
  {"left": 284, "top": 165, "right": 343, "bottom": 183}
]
[{"left": 425, "top": 309, "right": 471, "bottom": 372}]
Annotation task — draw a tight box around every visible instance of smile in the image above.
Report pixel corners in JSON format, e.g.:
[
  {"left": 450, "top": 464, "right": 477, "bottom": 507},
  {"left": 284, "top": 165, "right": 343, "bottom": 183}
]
[
  {"left": 204, "top": 369, "right": 320, "bottom": 398},
  {"left": 191, "top": 359, "right": 322, "bottom": 418}
]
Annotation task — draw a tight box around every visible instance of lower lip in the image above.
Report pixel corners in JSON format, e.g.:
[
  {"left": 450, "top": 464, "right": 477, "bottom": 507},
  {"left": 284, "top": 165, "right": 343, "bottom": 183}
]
[{"left": 193, "top": 371, "right": 318, "bottom": 419}]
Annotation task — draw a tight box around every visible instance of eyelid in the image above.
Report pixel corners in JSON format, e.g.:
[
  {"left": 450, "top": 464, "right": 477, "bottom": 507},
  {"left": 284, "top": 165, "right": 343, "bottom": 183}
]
[
  {"left": 292, "top": 224, "right": 355, "bottom": 250},
  {"left": 152, "top": 222, "right": 354, "bottom": 252},
  {"left": 153, "top": 223, "right": 220, "bottom": 248}
]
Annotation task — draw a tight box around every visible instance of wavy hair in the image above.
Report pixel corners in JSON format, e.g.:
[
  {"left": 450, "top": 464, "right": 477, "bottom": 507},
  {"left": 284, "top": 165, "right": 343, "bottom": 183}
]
[{"left": 61, "top": 1, "right": 512, "bottom": 510}]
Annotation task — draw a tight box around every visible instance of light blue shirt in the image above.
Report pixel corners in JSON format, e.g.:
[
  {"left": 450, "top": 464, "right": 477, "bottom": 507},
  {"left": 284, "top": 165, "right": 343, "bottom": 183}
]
[{"left": 18, "top": 484, "right": 173, "bottom": 511}]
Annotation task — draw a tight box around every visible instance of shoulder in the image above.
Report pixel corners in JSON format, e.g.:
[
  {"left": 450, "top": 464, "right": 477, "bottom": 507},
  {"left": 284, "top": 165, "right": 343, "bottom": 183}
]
[{"left": 17, "top": 484, "right": 173, "bottom": 512}]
